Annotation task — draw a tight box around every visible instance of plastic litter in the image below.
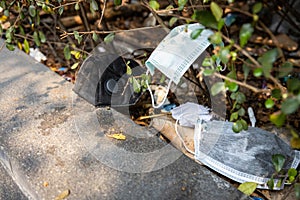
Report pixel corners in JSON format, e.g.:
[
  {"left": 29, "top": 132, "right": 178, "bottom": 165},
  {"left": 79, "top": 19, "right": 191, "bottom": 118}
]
[
  {"left": 29, "top": 48, "right": 47, "bottom": 62},
  {"left": 247, "top": 107, "right": 256, "bottom": 127}
]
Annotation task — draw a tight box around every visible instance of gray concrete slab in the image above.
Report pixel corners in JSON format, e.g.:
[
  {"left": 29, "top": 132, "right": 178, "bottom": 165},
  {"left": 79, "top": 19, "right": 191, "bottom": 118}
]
[{"left": 0, "top": 39, "right": 250, "bottom": 200}]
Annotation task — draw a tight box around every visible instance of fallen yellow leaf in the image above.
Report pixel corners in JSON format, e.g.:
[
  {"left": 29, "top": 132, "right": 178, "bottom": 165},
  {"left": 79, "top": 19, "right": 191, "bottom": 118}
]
[
  {"left": 55, "top": 189, "right": 70, "bottom": 200},
  {"left": 106, "top": 133, "right": 126, "bottom": 140}
]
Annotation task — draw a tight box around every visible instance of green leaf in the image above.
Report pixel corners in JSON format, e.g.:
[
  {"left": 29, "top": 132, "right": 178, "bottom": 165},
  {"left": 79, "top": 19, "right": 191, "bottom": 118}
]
[
  {"left": 267, "top": 177, "right": 274, "bottom": 190},
  {"left": 92, "top": 32, "right": 99, "bottom": 42},
  {"left": 219, "top": 47, "right": 230, "bottom": 64},
  {"left": 58, "top": 6, "right": 64, "bottom": 15},
  {"left": 270, "top": 111, "right": 286, "bottom": 127},
  {"left": 211, "top": 82, "right": 225, "bottom": 96},
  {"left": 39, "top": 31, "right": 46, "bottom": 43},
  {"left": 6, "top": 43, "right": 15, "bottom": 51},
  {"left": 242, "top": 60, "right": 251, "bottom": 80},
  {"left": 295, "top": 183, "right": 300, "bottom": 200},
  {"left": 149, "top": 0, "right": 160, "bottom": 10},
  {"left": 230, "top": 112, "right": 238, "bottom": 121},
  {"left": 238, "top": 107, "right": 245, "bottom": 116},
  {"left": 252, "top": 2, "right": 263, "bottom": 14},
  {"left": 253, "top": 68, "right": 263, "bottom": 77},
  {"left": 271, "top": 89, "right": 281, "bottom": 100},
  {"left": 209, "top": 32, "right": 222, "bottom": 45},
  {"left": 281, "top": 98, "right": 299, "bottom": 115},
  {"left": 217, "top": 18, "right": 225, "bottom": 31},
  {"left": 287, "top": 78, "right": 300, "bottom": 93},
  {"left": 236, "top": 92, "right": 246, "bottom": 104},
  {"left": 71, "top": 62, "right": 79, "bottom": 69},
  {"left": 239, "top": 23, "right": 253, "bottom": 47},
  {"left": 202, "top": 57, "right": 212, "bottom": 67},
  {"left": 190, "top": 28, "right": 203, "bottom": 40},
  {"left": 240, "top": 119, "right": 248, "bottom": 130},
  {"left": 232, "top": 120, "right": 243, "bottom": 133},
  {"left": 114, "top": 0, "right": 122, "bottom": 6},
  {"left": 210, "top": 2, "right": 223, "bottom": 22},
  {"left": 64, "top": 45, "right": 71, "bottom": 60},
  {"left": 192, "top": 10, "right": 218, "bottom": 30},
  {"left": 278, "top": 61, "right": 293, "bottom": 78},
  {"left": 75, "top": 2, "right": 80, "bottom": 10},
  {"left": 272, "top": 154, "right": 286, "bottom": 173},
  {"left": 203, "top": 69, "right": 215, "bottom": 76},
  {"left": 265, "top": 98, "right": 274, "bottom": 109},
  {"left": 23, "top": 39, "right": 30, "bottom": 54},
  {"left": 33, "top": 31, "right": 41, "bottom": 46},
  {"left": 91, "top": 0, "right": 99, "bottom": 11},
  {"left": 169, "top": 17, "right": 178, "bottom": 27},
  {"left": 238, "top": 182, "right": 257, "bottom": 195},
  {"left": 258, "top": 48, "right": 278, "bottom": 77},
  {"left": 29, "top": 5, "right": 36, "bottom": 17},
  {"left": 226, "top": 81, "right": 238, "bottom": 92},
  {"left": 288, "top": 168, "right": 297, "bottom": 182},
  {"left": 104, "top": 33, "right": 115, "bottom": 43},
  {"left": 126, "top": 62, "right": 132, "bottom": 75},
  {"left": 132, "top": 77, "right": 141, "bottom": 93},
  {"left": 74, "top": 31, "right": 82, "bottom": 44},
  {"left": 178, "top": 0, "right": 187, "bottom": 11},
  {"left": 4, "top": 9, "right": 9, "bottom": 17}
]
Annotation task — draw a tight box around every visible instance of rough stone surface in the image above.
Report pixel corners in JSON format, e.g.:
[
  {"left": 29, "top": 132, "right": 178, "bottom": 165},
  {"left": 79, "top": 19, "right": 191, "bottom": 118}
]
[{"left": 0, "top": 40, "right": 250, "bottom": 200}]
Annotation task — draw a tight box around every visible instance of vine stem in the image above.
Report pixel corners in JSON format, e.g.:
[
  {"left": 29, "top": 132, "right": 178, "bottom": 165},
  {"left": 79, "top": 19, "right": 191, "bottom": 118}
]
[
  {"left": 212, "top": 72, "right": 268, "bottom": 94},
  {"left": 221, "top": 34, "right": 286, "bottom": 94}
]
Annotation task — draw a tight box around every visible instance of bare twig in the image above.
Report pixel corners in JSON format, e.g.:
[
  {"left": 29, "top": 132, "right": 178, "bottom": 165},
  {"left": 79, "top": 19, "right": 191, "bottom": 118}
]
[
  {"left": 212, "top": 72, "right": 269, "bottom": 93},
  {"left": 97, "top": 0, "right": 107, "bottom": 29}
]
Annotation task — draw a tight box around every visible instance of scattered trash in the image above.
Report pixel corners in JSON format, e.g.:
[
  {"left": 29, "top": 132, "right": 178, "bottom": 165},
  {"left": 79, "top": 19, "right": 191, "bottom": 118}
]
[
  {"left": 29, "top": 48, "right": 47, "bottom": 62},
  {"left": 171, "top": 102, "right": 211, "bottom": 127},
  {"left": 106, "top": 133, "right": 126, "bottom": 140},
  {"left": 54, "top": 189, "right": 70, "bottom": 200},
  {"left": 152, "top": 116, "right": 300, "bottom": 190},
  {"left": 248, "top": 107, "right": 256, "bottom": 127}
]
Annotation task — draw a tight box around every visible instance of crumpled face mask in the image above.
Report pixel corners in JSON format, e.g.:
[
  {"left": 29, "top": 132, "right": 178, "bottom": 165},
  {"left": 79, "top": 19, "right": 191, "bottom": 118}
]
[
  {"left": 194, "top": 120, "right": 300, "bottom": 190},
  {"left": 171, "top": 102, "right": 212, "bottom": 127}
]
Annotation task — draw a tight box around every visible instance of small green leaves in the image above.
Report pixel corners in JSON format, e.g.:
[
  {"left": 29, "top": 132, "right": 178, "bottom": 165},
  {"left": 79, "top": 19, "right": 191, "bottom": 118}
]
[
  {"left": 271, "top": 89, "right": 281, "bottom": 100},
  {"left": 178, "top": 0, "right": 187, "bottom": 11},
  {"left": 287, "top": 78, "right": 300, "bottom": 93},
  {"left": 295, "top": 183, "right": 300, "bottom": 200},
  {"left": 281, "top": 97, "right": 299, "bottom": 114},
  {"left": 267, "top": 177, "right": 274, "bottom": 190},
  {"left": 288, "top": 168, "right": 297, "bottom": 183},
  {"left": 209, "top": 32, "right": 222, "bottom": 44},
  {"left": 149, "top": 0, "right": 160, "bottom": 10},
  {"left": 211, "top": 82, "right": 225, "bottom": 96},
  {"left": 252, "top": 2, "right": 263, "bottom": 14},
  {"left": 238, "top": 182, "right": 257, "bottom": 196},
  {"left": 239, "top": 23, "right": 253, "bottom": 48},
  {"left": 64, "top": 45, "right": 71, "bottom": 60},
  {"left": 192, "top": 10, "right": 218, "bottom": 30},
  {"left": 190, "top": 28, "right": 203, "bottom": 40},
  {"left": 90, "top": 0, "right": 99, "bottom": 11},
  {"left": 169, "top": 17, "right": 178, "bottom": 27},
  {"left": 131, "top": 77, "right": 141, "bottom": 93},
  {"left": 104, "top": 33, "right": 115, "bottom": 43},
  {"left": 71, "top": 62, "right": 79, "bottom": 69},
  {"left": 75, "top": 2, "right": 80, "bottom": 10},
  {"left": 219, "top": 47, "right": 230, "bottom": 64},
  {"left": 278, "top": 61, "right": 293, "bottom": 78},
  {"left": 126, "top": 61, "right": 132, "bottom": 75},
  {"left": 272, "top": 154, "right": 286, "bottom": 173},
  {"left": 253, "top": 68, "right": 263, "bottom": 77},
  {"left": 270, "top": 111, "right": 286, "bottom": 127},
  {"left": 203, "top": 69, "right": 215, "bottom": 76},
  {"left": 6, "top": 43, "right": 15, "bottom": 51},
  {"left": 265, "top": 98, "right": 274, "bottom": 109},
  {"left": 58, "top": 6, "right": 64, "bottom": 15},
  {"left": 258, "top": 48, "right": 278, "bottom": 77},
  {"left": 33, "top": 31, "right": 41, "bottom": 46},
  {"left": 92, "top": 32, "right": 99, "bottom": 42},
  {"left": 29, "top": 5, "right": 36, "bottom": 17},
  {"left": 114, "top": 0, "right": 122, "bottom": 6},
  {"left": 210, "top": 2, "right": 223, "bottom": 22},
  {"left": 73, "top": 31, "right": 82, "bottom": 44},
  {"left": 39, "top": 31, "right": 46, "bottom": 43},
  {"left": 23, "top": 39, "right": 30, "bottom": 53}
]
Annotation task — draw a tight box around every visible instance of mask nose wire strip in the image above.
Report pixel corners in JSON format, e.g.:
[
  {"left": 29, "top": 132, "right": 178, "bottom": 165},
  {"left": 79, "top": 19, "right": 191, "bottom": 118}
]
[{"left": 146, "top": 69, "right": 172, "bottom": 109}]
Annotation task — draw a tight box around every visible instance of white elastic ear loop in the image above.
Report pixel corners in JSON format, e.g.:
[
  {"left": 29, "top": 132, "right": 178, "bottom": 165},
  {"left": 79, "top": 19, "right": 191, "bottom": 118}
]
[
  {"left": 175, "top": 113, "right": 196, "bottom": 155},
  {"left": 146, "top": 70, "right": 172, "bottom": 109}
]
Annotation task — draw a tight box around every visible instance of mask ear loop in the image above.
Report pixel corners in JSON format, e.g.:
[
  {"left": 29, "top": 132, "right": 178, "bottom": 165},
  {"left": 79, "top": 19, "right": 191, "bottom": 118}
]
[{"left": 146, "top": 69, "right": 172, "bottom": 109}]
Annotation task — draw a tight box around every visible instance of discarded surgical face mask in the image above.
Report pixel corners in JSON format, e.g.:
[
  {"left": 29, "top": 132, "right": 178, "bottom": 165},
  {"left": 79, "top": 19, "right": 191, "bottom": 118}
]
[
  {"left": 171, "top": 102, "right": 211, "bottom": 127},
  {"left": 145, "top": 23, "right": 213, "bottom": 85},
  {"left": 194, "top": 120, "right": 300, "bottom": 190}
]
